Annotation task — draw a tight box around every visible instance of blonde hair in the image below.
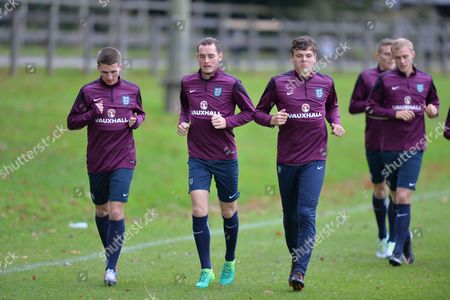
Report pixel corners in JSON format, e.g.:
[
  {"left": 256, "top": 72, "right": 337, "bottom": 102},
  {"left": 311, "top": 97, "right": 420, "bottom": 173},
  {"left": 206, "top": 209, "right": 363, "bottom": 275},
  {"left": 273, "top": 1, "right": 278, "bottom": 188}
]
[{"left": 391, "top": 38, "right": 414, "bottom": 54}]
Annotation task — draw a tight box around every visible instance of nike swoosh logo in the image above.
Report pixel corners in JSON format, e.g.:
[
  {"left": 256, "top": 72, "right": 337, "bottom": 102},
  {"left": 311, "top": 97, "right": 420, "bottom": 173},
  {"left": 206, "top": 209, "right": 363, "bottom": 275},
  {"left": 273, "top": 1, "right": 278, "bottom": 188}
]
[
  {"left": 317, "top": 166, "right": 324, "bottom": 170},
  {"left": 93, "top": 97, "right": 102, "bottom": 102},
  {"left": 228, "top": 193, "right": 238, "bottom": 199},
  {"left": 225, "top": 224, "right": 238, "bottom": 229},
  {"left": 189, "top": 89, "right": 196, "bottom": 93},
  {"left": 123, "top": 193, "right": 128, "bottom": 197},
  {"left": 287, "top": 92, "right": 293, "bottom": 95},
  {"left": 408, "top": 183, "right": 416, "bottom": 187},
  {"left": 392, "top": 86, "right": 399, "bottom": 90}
]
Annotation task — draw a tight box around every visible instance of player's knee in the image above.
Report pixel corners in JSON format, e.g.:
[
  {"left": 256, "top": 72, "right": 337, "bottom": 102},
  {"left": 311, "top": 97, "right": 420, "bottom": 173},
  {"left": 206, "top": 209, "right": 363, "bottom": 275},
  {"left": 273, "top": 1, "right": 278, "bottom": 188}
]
[
  {"left": 298, "top": 207, "right": 315, "bottom": 220},
  {"left": 373, "top": 185, "right": 387, "bottom": 199},
  {"left": 95, "top": 206, "right": 109, "bottom": 217},
  {"left": 396, "top": 190, "right": 411, "bottom": 204},
  {"left": 109, "top": 207, "right": 124, "bottom": 220},
  {"left": 220, "top": 201, "right": 237, "bottom": 218},
  {"left": 192, "top": 206, "right": 208, "bottom": 217}
]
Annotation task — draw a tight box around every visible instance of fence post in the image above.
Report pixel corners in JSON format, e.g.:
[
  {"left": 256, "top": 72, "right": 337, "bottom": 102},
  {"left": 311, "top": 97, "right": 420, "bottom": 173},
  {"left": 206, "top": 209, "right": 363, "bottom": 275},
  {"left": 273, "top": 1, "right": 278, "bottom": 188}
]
[
  {"left": 363, "top": 28, "right": 373, "bottom": 70},
  {"left": 118, "top": 8, "right": 129, "bottom": 71},
  {"left": 9, "top": 0, "right": 28, "bottom": 76},
  {"left": 80, "top": 0, "right": 92, "bottom": 74},
  {"left": 277, "top": 19, "right": 288, "bottom": 72},
  {"left": 46, "top": 0, "right": 60, "bottom": 75},
  {"left": 149, "top": 17, "right": 162, "bottom": 75},
  {"left": 164, "top": 0, "right": 191, "bottom": 113},
  {"left": 248, "top": 13, "right": 259, "bottom": 71}
]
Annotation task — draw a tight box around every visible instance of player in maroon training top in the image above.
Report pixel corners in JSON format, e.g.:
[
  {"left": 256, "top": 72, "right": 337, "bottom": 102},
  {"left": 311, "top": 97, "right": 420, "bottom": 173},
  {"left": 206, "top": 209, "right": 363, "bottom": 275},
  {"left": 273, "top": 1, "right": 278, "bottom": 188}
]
[
  {"left": 177, "top": 37, "right": 255, "bottom": 288},
  {"left": 367, "top": 38, "right": 439, "bottom": 266},
  {"left": 67, "top": 47, "right": 145, "bottom": 286},
  {"left": 255, "top": 36, "right": 345, "bottom": 291},
  {"left": 349, "top": 38, "right": 397, "bottom": 258}
]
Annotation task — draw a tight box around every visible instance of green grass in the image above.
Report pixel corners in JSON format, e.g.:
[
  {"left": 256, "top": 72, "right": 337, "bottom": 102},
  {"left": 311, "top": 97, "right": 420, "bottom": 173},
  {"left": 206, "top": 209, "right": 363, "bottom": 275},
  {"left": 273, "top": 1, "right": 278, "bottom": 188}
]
[{"left": 0, "top": 68, "right": 449, "bottom": 299}]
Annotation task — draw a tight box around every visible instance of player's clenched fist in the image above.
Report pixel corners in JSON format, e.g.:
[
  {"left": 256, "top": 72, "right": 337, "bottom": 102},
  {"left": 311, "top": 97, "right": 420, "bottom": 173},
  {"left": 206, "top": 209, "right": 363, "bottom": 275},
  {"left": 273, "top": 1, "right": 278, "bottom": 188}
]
[
  {"left": 94, "top": 99, "right": 104, "bottom": 114},
  {"left": 425, "top": 104, "right": 438, "bottom": 118},
  {"left": 211, "top": 113, "right": 227, "bottom": 129},
  {"left": 395, "top": 110, "right": 415, "bottom": 121},
  {"left": 128, "top": 113, "right": 138, "bottom": 128},
  {"left": 331, "top": 123, "right": 345, "bottom": 137},
  {"left": 177, "top": 122, "right": 190, "bottom": 136},
  {"left": 270, "top": 109, "right": 288, "bottom": 126}
]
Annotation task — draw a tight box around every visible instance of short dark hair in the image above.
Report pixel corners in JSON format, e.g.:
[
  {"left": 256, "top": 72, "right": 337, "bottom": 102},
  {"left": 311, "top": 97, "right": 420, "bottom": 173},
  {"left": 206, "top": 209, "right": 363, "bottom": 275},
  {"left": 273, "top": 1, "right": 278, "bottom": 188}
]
[
  {"left": 291, "top": 36, "right": 318, "bottom": 55},
  {"left": 376, "top": 38, "right": 394, "bottom": 53},
  {"left": 197, "top": 37, "right": 222, "bottom": 53},
  {"left": 97, "top": 47, "right": 121, "bottom": 65}
]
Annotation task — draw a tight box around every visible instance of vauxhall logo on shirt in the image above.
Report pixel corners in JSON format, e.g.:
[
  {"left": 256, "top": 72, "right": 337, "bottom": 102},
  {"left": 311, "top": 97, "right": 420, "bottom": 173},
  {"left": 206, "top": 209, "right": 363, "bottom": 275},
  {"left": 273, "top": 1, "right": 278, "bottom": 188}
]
[
  {"left": 95, "top": 108, "right": 129, "bottom": 124},
  {"left": 288, "top": 103, "right": 323, "bottom": 119},
  {"left": 191, "top": 100, "right": 220, "bottom": 116},
  {"left": 392, "top": 95, "right": 422, "bottom": 111}
]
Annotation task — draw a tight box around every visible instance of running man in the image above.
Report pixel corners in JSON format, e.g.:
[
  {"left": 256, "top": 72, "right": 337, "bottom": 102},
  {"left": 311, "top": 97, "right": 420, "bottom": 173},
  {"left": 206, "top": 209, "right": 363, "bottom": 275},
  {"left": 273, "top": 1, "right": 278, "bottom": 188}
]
[
  {"left": 67, "top": 47, "right": 145, "bottom": 285},
  {"left": 254, "top": 36, "right": 345, "bottom": 291},
  {"left": 349, "top": 38, "right": 397, "bottom": 258},
  {"left": 367, "top": 38, "right": 439, "bottom": 266},
  {"left": 177, "top": 37, "right": 255, "bottom": 288}
]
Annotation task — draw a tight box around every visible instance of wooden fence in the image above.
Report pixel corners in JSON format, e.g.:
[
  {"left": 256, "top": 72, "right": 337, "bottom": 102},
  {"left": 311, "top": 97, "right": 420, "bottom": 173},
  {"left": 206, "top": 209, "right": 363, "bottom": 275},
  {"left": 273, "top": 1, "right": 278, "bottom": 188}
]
[{"left": 1, "top": 0, "right": 449, "bottom": 75}]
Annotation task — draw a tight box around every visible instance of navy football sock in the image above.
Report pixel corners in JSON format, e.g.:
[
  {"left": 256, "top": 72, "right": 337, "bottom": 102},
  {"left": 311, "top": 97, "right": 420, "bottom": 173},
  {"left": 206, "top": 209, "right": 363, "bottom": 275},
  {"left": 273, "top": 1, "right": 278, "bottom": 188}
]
[
  {"left": 95, "top": 214, "right": 109, "bottom": 249},
  {"left": 193, "top": 215, "right": 211, "bottom": 269},
  {"left": 105, "top": 219, "right": 125, "bottom": 271},
  {"left": 372, "top": 195, "right": 387, "bottom": 240},
  {"left": 223, "top": 211, "right": 239, "bottom": 261},
  {"left": 393, "top": 204, "right": 411, "bottom": 256},
  {"left": 387, "top": 196, "right": 397, "bottom": 242}
]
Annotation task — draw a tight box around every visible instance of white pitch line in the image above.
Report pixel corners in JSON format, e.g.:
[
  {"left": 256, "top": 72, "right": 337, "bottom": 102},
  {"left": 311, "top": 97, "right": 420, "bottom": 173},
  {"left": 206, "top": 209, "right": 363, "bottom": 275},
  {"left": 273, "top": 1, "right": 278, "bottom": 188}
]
[{"left": 1, "top": 189, "right": 448, "bottom": 275}]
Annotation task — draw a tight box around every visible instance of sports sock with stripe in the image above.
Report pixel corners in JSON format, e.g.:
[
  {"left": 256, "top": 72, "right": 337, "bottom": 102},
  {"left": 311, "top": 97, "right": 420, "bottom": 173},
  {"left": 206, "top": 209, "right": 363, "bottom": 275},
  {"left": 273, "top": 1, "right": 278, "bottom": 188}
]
[
  {"left": 223, "top": 211, "right": 239, "bottom": 261},
  {"left": 193, "top": 215, "right": 211, "bottom": 269},
  {"left": 105, "top": 219, "right": 125, "bottom": 271}
]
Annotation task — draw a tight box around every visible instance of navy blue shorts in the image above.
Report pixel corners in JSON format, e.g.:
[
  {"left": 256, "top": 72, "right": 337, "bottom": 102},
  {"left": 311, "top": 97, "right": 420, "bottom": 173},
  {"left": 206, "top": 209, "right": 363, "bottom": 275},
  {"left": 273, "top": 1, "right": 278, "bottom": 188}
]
[
  {"left": 188, "top": 157, "right": 239, "bottom": 202},
  {"left": 365, "top": 150, "right": 385, "bottom": 184},
  {"left": 381, "top": 151, "right": 423, "bottom": 191},
  {"left": 88, "top": 168, "right": 134, "bottom": 205}
]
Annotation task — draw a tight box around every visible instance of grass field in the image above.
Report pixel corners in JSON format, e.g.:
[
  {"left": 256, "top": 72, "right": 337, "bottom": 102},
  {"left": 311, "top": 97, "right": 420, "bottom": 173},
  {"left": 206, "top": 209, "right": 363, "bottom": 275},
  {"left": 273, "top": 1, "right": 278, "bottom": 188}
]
[{"left": 0, "top": 67, "right": 449, "bottom": 299}]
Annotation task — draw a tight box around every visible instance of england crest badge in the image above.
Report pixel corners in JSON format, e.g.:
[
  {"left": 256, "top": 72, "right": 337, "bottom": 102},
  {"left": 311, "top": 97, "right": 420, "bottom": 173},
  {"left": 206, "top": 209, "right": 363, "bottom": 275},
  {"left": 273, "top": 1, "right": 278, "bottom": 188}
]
[
  {"left": 416, "top": 83, "right": 424, "bottom": 93},
  {"left": 213, "top": 87, "right": 222, "bottom": 97},
  {"left": 122, "top": 95, "right": 130, "bottom": 105},
  {"left": 315, "top": 88, "right": 323, "bottom": 99}
]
